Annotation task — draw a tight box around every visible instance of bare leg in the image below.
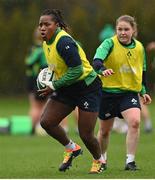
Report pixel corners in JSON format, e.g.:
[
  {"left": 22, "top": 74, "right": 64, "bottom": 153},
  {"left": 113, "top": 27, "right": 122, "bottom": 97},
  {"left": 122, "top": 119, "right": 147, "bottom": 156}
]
[
  {"left": 78, "top": 109, "right": 101, "bottom": 159},
  {"left": 72, "top": 107, "right": 79, "bottom": 133},
  {"left": 140, "top": 98, "right": 152, "bottom": 132},
  {"left": 121, "top": 108, "right": 141, "bottom": 155},
  {"left": 60, "top": 117, "right": 69, "bottom": 132},
  {"left": 97, "top": 118, "right": 114, "bottom": 156}
]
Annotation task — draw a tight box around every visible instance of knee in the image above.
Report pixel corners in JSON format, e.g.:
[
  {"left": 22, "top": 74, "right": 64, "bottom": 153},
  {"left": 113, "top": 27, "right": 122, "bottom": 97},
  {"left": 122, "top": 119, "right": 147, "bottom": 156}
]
[
  {"left": 40, "top": 117, "right": 47, "bottom": 130},
  {"left": 40, "top": 114, "right": 51, "bottom": 131},
  {"left": 129, "top": 118, "right": 140, "bottom": 130}
]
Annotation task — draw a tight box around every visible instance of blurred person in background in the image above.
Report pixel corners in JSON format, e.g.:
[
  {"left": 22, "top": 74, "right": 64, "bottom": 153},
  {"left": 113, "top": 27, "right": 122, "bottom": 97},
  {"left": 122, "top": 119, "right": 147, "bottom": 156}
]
[
  {"left": 141, "top": 41, "right": 155, "bottom": 133},
  {"left": 99, "top": 23, "right": 115, "bottom": 42},
  {"left": 146, "top": 41, "right": 155, "bottom": 52},
  {"left": 93, "top": 15, "right": 152, "bottom": 171},
  {"left": 112, "top": 117, "right": 128, "bottom": 134},
  {"left": 25, "top": 28, "right": 48, "bottom": 134},
  {"left": 38, "top": 9, "right": 104, "bottom": 173},
  {"left": 140, "top": 96, "right": 153, "bottom": 133}
]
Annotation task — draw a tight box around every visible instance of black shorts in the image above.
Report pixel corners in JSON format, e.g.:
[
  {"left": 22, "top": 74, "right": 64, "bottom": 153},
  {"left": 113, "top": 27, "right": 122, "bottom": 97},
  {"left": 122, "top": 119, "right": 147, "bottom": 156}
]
[
  {"left": 99, "top": 91, "right": 141, "bottom": 120},
  {"left": 50, "top": 76, "right": 102, "bottom": 112}
]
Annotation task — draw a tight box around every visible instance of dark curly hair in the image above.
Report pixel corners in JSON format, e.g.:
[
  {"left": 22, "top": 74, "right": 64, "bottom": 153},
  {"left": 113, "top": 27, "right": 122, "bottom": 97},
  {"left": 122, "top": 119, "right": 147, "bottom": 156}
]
[{"left": 41, "top": 9, "right": 68, "bottom": 32}]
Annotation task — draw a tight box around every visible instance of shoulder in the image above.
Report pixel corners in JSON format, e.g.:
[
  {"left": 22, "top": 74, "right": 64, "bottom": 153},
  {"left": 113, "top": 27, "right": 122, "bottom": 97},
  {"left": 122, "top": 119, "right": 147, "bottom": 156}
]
[
  {"left": 98, "top": 37, "right": 114, "bottom": 50},
  {"left": 56, "top": 36, "right": 77, "bottom": 51},
  {"left": 103, "top": 37, "right": 113, "bottom": 45},
  {"left": 58, "top": 36, "right": 76, "bottom": 45}
]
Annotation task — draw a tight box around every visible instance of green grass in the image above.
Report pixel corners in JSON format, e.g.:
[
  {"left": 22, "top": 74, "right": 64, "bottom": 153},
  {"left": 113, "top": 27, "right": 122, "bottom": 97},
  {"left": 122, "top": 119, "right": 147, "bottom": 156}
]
[{"left": 0, "top": 96, "right": 155, "bottom": 178}]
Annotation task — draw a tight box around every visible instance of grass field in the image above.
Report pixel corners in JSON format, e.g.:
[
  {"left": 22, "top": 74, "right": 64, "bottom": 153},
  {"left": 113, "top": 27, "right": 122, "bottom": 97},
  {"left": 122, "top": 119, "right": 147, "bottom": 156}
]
[{"left": 0, "top": 95, "right": 155, "bottom": 178}]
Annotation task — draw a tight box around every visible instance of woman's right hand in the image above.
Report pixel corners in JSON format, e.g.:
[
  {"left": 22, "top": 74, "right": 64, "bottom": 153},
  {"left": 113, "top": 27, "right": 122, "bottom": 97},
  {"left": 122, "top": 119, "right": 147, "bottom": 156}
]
[{"left": 38, "top": 86, "right": 53, "bottom": 97}]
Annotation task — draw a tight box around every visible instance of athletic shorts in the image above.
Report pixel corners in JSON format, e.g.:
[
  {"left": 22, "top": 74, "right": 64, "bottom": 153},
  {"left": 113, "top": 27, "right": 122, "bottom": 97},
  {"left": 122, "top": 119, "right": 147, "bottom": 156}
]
[
  {"left": 99, "top": 91, "right": 141, "bottom": 120},
  {"left": 50, "top": 76, "right": 102, "bottom": 112}
]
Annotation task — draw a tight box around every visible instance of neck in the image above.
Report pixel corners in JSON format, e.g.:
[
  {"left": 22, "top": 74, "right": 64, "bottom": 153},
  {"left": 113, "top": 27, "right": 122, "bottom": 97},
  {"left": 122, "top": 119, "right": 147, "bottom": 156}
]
[
  {"left": 46, "top": 27, "right": 61, "bottom": 45},
  {"left": 119, "top": 40, "right": 133, "bottom": 46}
]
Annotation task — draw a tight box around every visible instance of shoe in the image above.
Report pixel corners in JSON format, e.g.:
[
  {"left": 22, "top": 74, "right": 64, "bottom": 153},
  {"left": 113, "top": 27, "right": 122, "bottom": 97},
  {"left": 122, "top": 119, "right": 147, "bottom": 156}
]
[
  {"left": 125, "top": 161, "right": 138, "bottom": 171},
  {"left": 59, "top": 144, "right": 83, "bottom": 171},
  {"left": 144, "top": 121, "right": 153, "bottom": 133},
  {"left": 89, "top": 160, "right": 107, "bottom": 174},
  {"left": 144, "top": 126, "right": 153, "bottom": 133}
]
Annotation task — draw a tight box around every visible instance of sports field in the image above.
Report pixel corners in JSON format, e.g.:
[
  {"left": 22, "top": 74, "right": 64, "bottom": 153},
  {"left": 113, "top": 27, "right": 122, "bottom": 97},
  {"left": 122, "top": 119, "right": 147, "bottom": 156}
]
[{"left": 0, "top": 96, "right": 155, "bottom": 178}]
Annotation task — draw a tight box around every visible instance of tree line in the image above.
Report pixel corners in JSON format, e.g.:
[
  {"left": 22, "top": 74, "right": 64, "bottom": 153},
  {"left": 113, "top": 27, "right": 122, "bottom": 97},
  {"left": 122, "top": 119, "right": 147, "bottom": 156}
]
[{"left": 0, "top": 0, "right": 155, "bottom": 95}]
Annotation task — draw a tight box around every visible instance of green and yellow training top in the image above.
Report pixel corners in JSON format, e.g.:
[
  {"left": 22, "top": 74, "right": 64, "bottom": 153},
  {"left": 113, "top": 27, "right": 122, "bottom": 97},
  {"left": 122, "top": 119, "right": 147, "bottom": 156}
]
[
  {"left": 43, "top": 27, "right": 97, "bottom": 90},
  {"left": 93, "top": 35, "right": 147, "bottom": 95}
]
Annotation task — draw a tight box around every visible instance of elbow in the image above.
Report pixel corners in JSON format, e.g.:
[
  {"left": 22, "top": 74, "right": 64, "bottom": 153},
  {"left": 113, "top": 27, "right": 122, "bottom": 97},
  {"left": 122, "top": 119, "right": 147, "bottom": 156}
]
[
  {"left": 92, "top": 61, "right": 98, "bottom": 71},
  {"left": 93, "top": 59, "right": 103, "bottom": 71},
  {"left": 76, "top": 67, "right": 83, "bottom": 79}
]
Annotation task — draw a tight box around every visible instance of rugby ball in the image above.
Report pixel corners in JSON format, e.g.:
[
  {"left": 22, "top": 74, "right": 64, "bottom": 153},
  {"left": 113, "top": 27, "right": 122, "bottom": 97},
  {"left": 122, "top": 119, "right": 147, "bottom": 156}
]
[{"left": 37, "top": 68, "right": 54, "bottom": 90}]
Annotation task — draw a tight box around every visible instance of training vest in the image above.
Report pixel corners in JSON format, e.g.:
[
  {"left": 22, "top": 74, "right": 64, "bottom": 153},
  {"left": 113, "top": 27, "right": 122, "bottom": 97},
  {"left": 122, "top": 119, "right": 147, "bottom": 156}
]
[
  {"left": 43, "top": 30, "right": 93, "bottom": 80},
  {"left": 102, "top": 36, "right": 144, "bottom": 92}
]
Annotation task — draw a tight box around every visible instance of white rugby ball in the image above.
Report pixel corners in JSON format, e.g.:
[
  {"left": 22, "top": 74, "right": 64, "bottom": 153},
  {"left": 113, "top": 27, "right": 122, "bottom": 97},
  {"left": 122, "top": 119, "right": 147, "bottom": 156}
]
[{"left": 37, "top": 68, "right": 54, "bottom": 90}]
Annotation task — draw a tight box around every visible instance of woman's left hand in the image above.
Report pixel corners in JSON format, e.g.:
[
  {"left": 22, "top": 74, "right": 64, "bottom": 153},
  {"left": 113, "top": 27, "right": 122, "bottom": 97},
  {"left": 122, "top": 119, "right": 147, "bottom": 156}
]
[{"left": 141, "top": 94, "right": 152, "bottom": 105}]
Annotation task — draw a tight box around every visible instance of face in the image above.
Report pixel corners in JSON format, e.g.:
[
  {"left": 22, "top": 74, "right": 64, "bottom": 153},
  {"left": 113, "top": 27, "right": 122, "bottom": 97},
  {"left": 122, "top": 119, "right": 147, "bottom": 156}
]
[
  {"left": 39, "top": 15, "right": 58, "bottom": 41},
  {"left": 116, "top": 21, "right": 135, "bottom": 45}
]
